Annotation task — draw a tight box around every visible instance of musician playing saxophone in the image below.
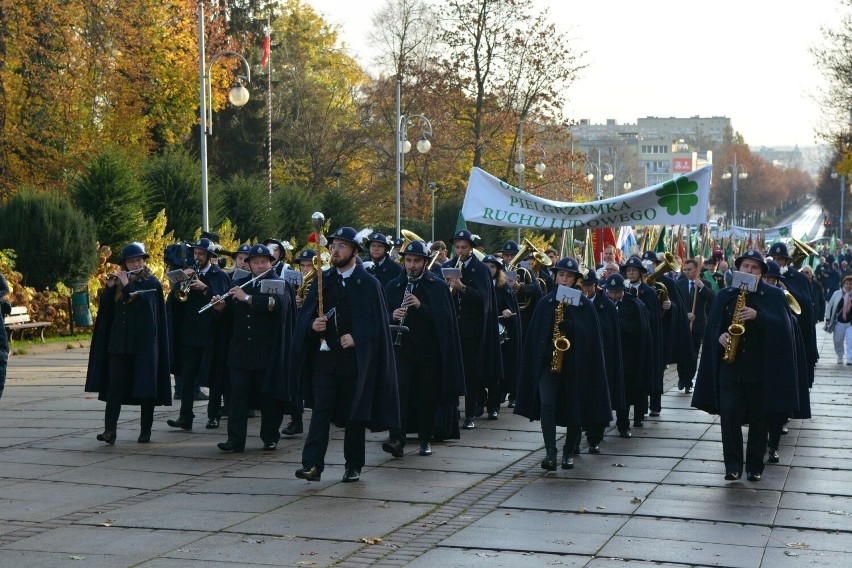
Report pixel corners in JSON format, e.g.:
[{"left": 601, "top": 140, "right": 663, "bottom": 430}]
[
  {"left": 383, "top": 241, "right": 465, "bottom": 458},
  {"left": 693, "top": 249, "right": 803, "bottom": 483},
  {"left": 513, "top": 257, "right": 612, "bottom": 472}
]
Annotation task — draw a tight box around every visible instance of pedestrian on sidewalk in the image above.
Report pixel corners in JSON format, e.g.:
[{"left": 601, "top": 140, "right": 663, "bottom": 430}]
[
  {"left": 825, "top": 276, "right": 852, "bottom": 364},
  {"left": 85, "top": 243, "right": 172, "bottom": 444}
]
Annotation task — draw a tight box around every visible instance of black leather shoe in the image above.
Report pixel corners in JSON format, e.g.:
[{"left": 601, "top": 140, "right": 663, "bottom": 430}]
[
  {"left": 747, "top": 472, "right": 762, "bottom": 482},
  {"left": 649, "top": 411, "right": 661, "bottom": 417},
  {"left": 487, "top": 411, "right": 499, "bottom": 420},
  {"left": 507, "top": 399, "right": 515, "bottom": 408},
  {"left": 541, "top": 448, "right": 557, "bottom": 471},
  {"left": 205, "top": 417, "right": 219, "bottom": 429},
  {"left": 96, "top": 430, "right": 116, "bottom": 445},
  {"left": 685, "top": 386, "right": 692, "bottom": 394},
  {"left": 137, "top": 430, "right": 151, "bottom": 443},
  {"left": 588, "top": 444, "right": 601, "bottom": 454},
  {"left": 724, "top": 472, "right": 741, "bottom": 481},
  {"left": 462, "top": 417, "right": 475, "bottom": 429},
  {"left": 419, "top": 441, "right": 432, "bottom": 456},
  {"left": 781, "top": 426, "right": 789, "bottom": 435},
  {"left": 166, "top": 418, "right": 192, "bottom": 431},
  {"left": 342, "top": 468, "right": 361, "bottom": 482},
  {"left": 262, "top": 442, "right": 277, "bottom": 451},
  {"left": 619, "top": 429, "right": 632, "bottom": 439},
  {"left": 194, "top": 390, "right": 209, "bottom": 401},
  {"left": 382, "top": 439, "right": 405, "bottom": 458},
  {"left": 217, "top": 441, "right": 244, "bottom": 453},
  {"left": 282, "top": 421, "right": 303, "bottom": 436},
  {"left": 295, "top": 465, "right": 321, "bottom": 481},
  {"left": 767, "top": 448, "right": 780, "bottom": 463},
  {"left": 633, "top": 420, "right": 643, "bottom": 428},
  {"left": 561, "top": 449, "right": 574, "bottom": 470}
]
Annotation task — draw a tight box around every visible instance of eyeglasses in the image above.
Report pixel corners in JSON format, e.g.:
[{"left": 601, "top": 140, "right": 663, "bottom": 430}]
[{"left": 329, "top": 243, "right": 352, "bottom": 251}]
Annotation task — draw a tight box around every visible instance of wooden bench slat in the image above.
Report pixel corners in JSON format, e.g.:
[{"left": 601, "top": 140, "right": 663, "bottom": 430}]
[
  {"left": 5, "top": 315, "right": 31, "bottom": 325},
  {"left": 4, "top": 306, "right": 51, "bottom": 343}
]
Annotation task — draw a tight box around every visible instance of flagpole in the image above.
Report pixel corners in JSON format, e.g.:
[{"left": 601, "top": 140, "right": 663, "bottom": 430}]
[{"left": 266, "top": 14, "right": 273, "bottom": 204}]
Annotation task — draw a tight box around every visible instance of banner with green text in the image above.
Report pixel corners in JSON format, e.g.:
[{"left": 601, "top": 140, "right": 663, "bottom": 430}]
[{"left": 461, "top": 166, "right": 712, "bottom": 230}]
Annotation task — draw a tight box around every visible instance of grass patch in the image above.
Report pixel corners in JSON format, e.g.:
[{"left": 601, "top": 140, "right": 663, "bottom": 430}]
[{"left": 8, "top": 332, "right": 92, "bottom": 349}]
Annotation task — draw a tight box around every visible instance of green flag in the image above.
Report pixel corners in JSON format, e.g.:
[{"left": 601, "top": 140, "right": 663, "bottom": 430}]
[
  {"left": 654, "top": 226, "right": 668, "bottom": 253},
  {"left": 455, "top": 210, "right": 468, "bottom": 234},
  {"left": 830, "top": 235, "right": 837, "bottom": 255}
]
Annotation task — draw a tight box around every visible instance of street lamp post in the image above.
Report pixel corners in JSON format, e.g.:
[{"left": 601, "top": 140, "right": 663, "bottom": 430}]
[
  {"left": 429, "top": 182, "right": 437, "bottom": 242},
  {"left": 514, "top": 120, "right": 547, "bottom": 241},
  {"left": 586, "top": 154, "right": 613, "bottom": 201},
  {"left": 832, "top": 171, "right": 846, "bottom": 239},
  {"left": 198, "top": 1, "right": 251, "bottom": 233},
  {"left": 395, "top": 79, "right": 433, "bottom": 240},
  {"left": 721, "top": 153, "right": 748, "bottom": 227}
]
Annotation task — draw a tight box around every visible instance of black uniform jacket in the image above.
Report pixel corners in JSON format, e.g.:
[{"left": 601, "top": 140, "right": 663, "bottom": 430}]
[
  {"left": 367, "top": 256, "right": 404, "bottom": 289},
  {"left": 783, "top": 267, "right": 818, "bottom": 384},
  {"left": 514, "top": 293, "right": 613, "bottom": 428},
  {"left": 692, "top": 282, "right": 802, "bottom": 417},
  {"left": 293, "top": 263, "right": 400, "bottom": 431},
  {"left": 615, "top": 293, "right": 652, "bottom": 396},
  {"left": 591, "top": 292, "right": 626, "bottom": 411},
  {"left": 635, "top": 281, "right": 664, "bottom": 395},
  {"left": 677, "top": 277, "right": 715, "bottom": 336},
  {"left": 166, "top": 264, "right": 231, "bottom": 383},
  {"left": 444, "top": 255, "right": 503, "bottom": 386},
  {"left": 385, "top": 269, "right": 466, "bottom": 399},
  {"left": 220, "top": 272, "right": 294, "bottom": 403},
  {"left": 85, "top": 272, "right": 171, "bottom": 406}
]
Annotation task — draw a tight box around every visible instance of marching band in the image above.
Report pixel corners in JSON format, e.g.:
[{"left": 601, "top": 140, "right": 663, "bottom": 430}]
[{"left": 84, "top": 220, "right": 814, "bottom": 484}]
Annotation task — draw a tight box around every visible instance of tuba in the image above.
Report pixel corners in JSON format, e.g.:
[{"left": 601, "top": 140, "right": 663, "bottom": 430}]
[
  {"left": 645, "top": 252, "right": 681, "bottom": 303},
  {"left": 790, "top": 237, "right": 818, "bottom": 269},
  {"left": 297, "top": 267, "right": 316, "bottom": 301}
]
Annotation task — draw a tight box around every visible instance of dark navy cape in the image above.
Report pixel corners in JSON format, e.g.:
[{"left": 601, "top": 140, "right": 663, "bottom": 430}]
[
  {"left": 659, "top": 274, "right": 695, "bottom": 366},
  {"left": 293, "top": 263, "right": 400, "bottom": 431},
  {"left": 514, "top": 293, "right": 613, "bottom": 428},
  {"left": 616, "top": 293, "right": 652, "bottom": 398},
  {"left": 783, "top": 267, "right": 818, "bottom": 385},
  {"left": 85, "top": 273, "right": 172, "bottom": 406},
  {"left": 635, "top": 282, "right": 664, "bottom": 395},
  {"left": 592, "top": 292, "right": 626, "bottom": 411},
  {"left": 385, "top": 269, "right": 466, "bottom": 400},
  {"left": 445, "top": 255, "right": 504, "bottom": 386},
  {"left": 221, "top": 272, "right": 294, "bottom": 405},
  {"left": 367, "top": 256, "right": 404, "bottom": 289},
  {"left": 494, "top": 281, "right": 522, "bottom": 393},
  {"left": 166, "top": 264, "right": 231, "bottom": 387},
  {"left": 692, "top": 282, "right": 802, "bottom": 417},
  {"left": 386, "top": 269, "right": 466, "bottom": 439}
]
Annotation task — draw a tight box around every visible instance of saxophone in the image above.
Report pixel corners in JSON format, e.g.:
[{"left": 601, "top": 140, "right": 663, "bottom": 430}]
[
  {"left": 722, "top": 289, "right": 748, "bottom": 363},
  {"left": 550, "top": 301, "right": 571, "bottom": 373}
]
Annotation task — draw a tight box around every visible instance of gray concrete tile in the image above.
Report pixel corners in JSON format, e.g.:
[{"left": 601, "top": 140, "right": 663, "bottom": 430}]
[
  {"left": 769, "top": 527, "right": 852, "bottom": 553},
  {"left": 760, "top": 545, "right": 852, "bottom": 567},
  {"left": 0, "top": 550, "right": 132, "bottom": 567},
  {"left": 779, "top": 491, "right": 852, "bottom": 513},
  {"left": 662, "top": 469, "right": 787, "bottom": 491},
  {"left": 406, "top": 547, "right": 590, "bottom": 567},
  {"left": 501, "top": 477, "right": 654, "bottom": 514},
  {"left": 616, "top": 517, "right": 771, "bottom": 547},
  {"left": 0, "top": 448, "right": 119, "bottom": 467},
  {"left": 440, "top": 510, "right": 628, "bottom": 555},
  {"left": 149, "top": 533, "right": 361, "bottom": 567},
  {"left": 0, "top": 480, "right": 142, "bottom": 522},
  {"left": 223, "top": 496, "right": 432, "bottom": 540},
  {"left": 80, "top": 504, "right": 257, "bottom": 531},
  {"left": 95, "top": 454, "right": 237, "bottom": 476},
  {"left": 598, "top": 535, "right": 764, "bottom": 568},
  {"left": 39, "top": 463, "right": 191, "bottom": 490},
  {"left": 773, "top": 508, "right": 852, "bottom": 532},
  {"left": 317, "top": 467, "right": 487, "bottom": 504}
]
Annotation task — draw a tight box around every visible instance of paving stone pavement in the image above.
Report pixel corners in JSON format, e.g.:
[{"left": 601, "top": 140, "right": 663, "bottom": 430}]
[{"left": 0, "top": 331, "right": 850, "bottom": 567}]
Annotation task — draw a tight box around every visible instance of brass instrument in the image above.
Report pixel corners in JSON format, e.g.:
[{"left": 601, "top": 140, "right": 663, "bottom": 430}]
[
  {"left": 506, "top": 238, "right": 552, "bottom": 309},
  {"left": 312, "top": 212, "right": 331, "bottom": 352},
  {"left": 783, "top": 289, "right": 802, "bottom": 315},
  {"left": 427, "top": 251, "right": 441, "bottom": 271},
  {"left": 722, "top": 288, "right": 748, "bottom": 363},
  {"left": 645, "top": 252, "right": 681, "bottom": 303},
  {"left": 174, "top": 264, "right": 201, "bottom": 302},
  {"left": 297, "top": 267, "right": 316, "bottom": 301},
  {"left": 790, "top": 237, "right": 818, "bottom": 269},
  {"left": 550, "top": 301, "right": 571, "bottom": 373}
]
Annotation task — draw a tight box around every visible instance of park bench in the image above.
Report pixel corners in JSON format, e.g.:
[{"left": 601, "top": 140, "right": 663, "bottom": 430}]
[{"left": 4, "top": 306, "right": 51, "bottom": 342}]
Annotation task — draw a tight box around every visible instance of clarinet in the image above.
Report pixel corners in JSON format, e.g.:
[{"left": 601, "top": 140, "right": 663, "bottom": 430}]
[{"left": 394, "top": 278, "right": 416, "bottom": 346}]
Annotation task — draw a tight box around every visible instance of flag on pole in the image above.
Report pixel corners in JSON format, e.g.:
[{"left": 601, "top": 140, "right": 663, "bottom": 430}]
[
  {"left": 261, "top": 27, "right": 271, "bottom": 68},
  {"left": 654, "top": 226, "right": 668, "bottom": 253},
  {"left": 677, "top": 226, "right": 685, "bottom": 259},
  {"left": 455, "top": 210, "right": 468, "bottom": 234},
  {"left": 584, "top": 230, "right": 595, "bottom": 267},
  {"left": 616, "top": 226, "right": 637, "bottom": 261}
]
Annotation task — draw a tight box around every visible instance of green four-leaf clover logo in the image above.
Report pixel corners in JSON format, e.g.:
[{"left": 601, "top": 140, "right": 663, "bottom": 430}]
[
  {"left": 656, "top": 177, "right": 699, "bottom": 215},
  {"left": 778, "top": 227, "right": 789, "bottom": 237}
]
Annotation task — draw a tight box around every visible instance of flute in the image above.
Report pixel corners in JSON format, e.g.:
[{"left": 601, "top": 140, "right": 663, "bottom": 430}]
[{"left": 197, "top": 268, "right": 273, "bottom": 313}]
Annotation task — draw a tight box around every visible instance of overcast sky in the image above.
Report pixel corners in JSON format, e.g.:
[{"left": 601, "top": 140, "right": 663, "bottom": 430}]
[{"left": 305, "top": 0, "right": 843, "bottom": 149}]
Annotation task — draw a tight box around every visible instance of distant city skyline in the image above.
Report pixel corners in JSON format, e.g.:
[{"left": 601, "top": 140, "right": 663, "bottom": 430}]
[{"left": 305, "top": 0, "right": 843, "bottom": 149}]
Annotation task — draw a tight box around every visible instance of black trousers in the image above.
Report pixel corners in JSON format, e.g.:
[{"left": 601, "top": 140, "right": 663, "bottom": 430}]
[
  {"left": 301, "top": 371, "right": 365, "bottom": 473},
  {"left": 226, "top": 367, "right": 284, "bottom": 450},
  {"left": 207, "top": 378, "right": 229, "bottom": 419},
  {"left": 461, "top": 337, "right": 481, "bottom": 418},
  {"left": 177, "top": 345, "right": 204, "bottom": 421},
  {"left": 538, "top": 369, "right": 579, "bottom": 452},
  {"left": 767, "top": 413, "right": 788, "bottom": 450},
  {"left": 390, "top": 354, "right": 439, "bottom": 445},
  {"left": 616, "top": 380, "right": 648, "bottom": 430},
  {"left": 677, "top": 333, "right": 703, "bottom": 388},
  {"left": 720, "top": 376, "right": 767, "bottom": 475},
  {"left": 106, "top": 354, "right": 154, "bottom": 432}
]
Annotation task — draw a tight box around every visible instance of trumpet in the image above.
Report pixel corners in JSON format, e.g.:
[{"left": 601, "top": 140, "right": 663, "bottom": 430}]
[
  {"left": 197, "top": 268, "right": 273, "bottom": 313},
  {"left": 174, "top": 264, "right": 201, "bottom": 302}
]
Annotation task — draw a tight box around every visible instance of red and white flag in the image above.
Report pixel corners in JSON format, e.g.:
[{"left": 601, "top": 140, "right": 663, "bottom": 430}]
[{"left": 261, "top": 28, "right": 270, "bottom": 67}]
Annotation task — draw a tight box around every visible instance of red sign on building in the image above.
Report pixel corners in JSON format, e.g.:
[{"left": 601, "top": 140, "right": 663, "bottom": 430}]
[{"left": 672, "top": 158, "right": 692, "bottom": 173}]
